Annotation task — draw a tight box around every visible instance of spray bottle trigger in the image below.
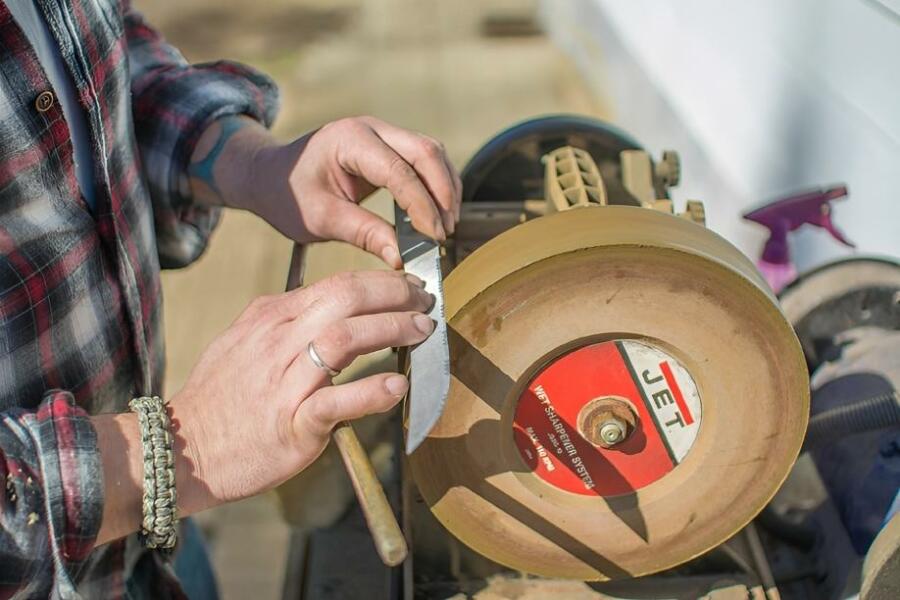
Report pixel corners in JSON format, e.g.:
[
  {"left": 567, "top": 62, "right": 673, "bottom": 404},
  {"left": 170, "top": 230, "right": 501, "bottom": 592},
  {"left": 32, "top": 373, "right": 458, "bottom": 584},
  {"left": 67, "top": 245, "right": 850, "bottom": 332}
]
[{"left": 817, "top": 186, "right": 854, "bottom": 248}]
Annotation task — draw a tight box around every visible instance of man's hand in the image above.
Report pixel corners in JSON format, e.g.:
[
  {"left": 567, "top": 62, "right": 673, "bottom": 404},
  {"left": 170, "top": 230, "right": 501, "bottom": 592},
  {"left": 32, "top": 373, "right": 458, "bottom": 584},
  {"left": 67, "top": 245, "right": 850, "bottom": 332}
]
[
  {"left": 95, "top": 270, "right": 434, "bottom": 544},
  {"left": 189, "top": 115, "right": 462, "bottom": 268},
  {"left": 174, "top": 269, "right": 434, "bottom": 506}
]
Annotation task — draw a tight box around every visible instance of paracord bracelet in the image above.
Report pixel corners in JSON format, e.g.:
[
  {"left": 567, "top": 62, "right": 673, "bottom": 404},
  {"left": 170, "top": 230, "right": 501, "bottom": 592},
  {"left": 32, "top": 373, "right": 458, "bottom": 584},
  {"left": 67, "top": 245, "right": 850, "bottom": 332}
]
[{"left": 128, "top": 395, "right": 178, "bottom": 551}]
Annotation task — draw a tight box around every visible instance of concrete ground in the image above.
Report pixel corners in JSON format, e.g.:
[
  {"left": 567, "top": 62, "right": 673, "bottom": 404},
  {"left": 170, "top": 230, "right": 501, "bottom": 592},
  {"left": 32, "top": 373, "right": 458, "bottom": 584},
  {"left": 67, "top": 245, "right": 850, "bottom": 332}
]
[{"left": 137, "top": 0, "right": 608, "bottom": 596}]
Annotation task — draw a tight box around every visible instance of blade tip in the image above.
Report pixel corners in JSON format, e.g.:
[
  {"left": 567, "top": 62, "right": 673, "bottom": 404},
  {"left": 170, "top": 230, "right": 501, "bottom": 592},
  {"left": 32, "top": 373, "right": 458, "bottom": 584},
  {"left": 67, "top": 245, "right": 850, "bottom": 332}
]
[{"left": 405, "top": 435, "right": 425, "bottom": 455}]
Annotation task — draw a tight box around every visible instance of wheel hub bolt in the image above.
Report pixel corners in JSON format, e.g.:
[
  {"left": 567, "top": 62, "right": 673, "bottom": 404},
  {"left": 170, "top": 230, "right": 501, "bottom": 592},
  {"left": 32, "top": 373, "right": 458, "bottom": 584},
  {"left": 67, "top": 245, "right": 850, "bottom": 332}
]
[
  {"left": 577, "top": 396, "right": 638, "bottom": 449},
  {"left": 598, "top": 419, "right": 627, "bottom": 445}
]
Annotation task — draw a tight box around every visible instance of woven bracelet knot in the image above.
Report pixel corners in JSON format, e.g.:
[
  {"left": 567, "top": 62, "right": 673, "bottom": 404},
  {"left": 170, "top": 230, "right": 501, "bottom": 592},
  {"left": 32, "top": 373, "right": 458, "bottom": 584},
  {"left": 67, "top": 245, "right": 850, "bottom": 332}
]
[{"left": 129, "top": 395, "right": 178, "bottom": 551}]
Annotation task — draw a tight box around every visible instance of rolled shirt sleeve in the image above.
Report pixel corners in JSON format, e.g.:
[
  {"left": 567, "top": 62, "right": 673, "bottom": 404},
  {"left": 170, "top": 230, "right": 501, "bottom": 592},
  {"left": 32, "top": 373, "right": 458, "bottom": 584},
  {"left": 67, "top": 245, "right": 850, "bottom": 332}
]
[
  {"left": 123, "top": 4, "right": 280, "bottom": 268},
  {"left": 0, "top": 391, "right": 103, "bottom": 598}
]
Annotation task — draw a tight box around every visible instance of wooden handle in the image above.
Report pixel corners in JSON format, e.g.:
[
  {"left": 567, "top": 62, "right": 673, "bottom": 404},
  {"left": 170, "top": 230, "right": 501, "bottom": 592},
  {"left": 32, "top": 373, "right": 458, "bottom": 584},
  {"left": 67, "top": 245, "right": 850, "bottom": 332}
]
[
  {"left": 286, "top": 244, "right": 407, "bottom": 567},
  {"left": 332, "top": 421, "right": 408, "bottom": 566}
]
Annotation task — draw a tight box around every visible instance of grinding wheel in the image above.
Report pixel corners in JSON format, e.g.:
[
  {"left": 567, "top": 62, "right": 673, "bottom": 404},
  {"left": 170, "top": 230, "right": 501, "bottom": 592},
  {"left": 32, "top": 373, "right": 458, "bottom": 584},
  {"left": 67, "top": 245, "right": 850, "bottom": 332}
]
[{"left": 408, "top": 206, "right": 809, "bottom": 580}]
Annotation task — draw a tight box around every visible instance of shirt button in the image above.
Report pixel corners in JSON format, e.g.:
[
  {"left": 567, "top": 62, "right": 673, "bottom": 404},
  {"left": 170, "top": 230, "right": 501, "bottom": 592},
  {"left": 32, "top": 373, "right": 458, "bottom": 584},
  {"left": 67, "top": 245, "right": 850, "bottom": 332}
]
[{"left": 35, "top": 91, "right": 55, "bottom": 113}]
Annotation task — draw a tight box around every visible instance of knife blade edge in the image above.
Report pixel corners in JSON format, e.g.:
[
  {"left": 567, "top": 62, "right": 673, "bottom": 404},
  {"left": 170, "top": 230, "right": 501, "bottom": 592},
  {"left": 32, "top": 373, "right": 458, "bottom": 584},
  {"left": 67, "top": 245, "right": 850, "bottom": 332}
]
[{"left": 403, "top": 245, "right": 450, "bottom": 453}]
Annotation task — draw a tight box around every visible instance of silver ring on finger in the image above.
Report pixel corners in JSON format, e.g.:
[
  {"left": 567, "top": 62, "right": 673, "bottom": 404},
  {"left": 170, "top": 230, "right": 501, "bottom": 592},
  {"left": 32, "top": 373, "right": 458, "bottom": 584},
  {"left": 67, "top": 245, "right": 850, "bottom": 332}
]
[{"left": 307, "top": 340, "right": 341, "bottom": 377}]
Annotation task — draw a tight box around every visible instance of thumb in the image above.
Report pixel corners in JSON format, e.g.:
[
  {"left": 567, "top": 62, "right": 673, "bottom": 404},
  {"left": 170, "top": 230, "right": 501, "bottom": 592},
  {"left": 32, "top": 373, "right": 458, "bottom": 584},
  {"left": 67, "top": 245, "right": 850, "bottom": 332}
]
[{"left": 325, "top": 200, "right": 402, "bottom": 269}]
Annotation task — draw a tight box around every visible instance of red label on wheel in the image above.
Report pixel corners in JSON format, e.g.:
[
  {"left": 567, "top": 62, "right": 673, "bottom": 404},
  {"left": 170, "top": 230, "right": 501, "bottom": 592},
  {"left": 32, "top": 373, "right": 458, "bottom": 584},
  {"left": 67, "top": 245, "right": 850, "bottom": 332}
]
[{"left": 513, "top": 340, "right": 702, "bottom": 496}]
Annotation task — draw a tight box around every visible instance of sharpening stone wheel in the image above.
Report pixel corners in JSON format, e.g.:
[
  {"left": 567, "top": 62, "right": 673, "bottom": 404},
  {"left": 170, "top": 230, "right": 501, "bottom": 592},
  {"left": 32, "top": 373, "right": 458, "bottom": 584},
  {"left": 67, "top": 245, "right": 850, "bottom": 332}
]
[{"left": 408, "top": 205, "right": 809, "bottom": 580}]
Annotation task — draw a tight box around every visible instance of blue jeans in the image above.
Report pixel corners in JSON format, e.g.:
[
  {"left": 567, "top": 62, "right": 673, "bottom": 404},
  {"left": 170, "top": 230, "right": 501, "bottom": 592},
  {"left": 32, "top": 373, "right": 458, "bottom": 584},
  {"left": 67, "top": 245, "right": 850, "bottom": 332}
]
[{"left": 173, "top": 518, "right": 220, "bottom": 600}]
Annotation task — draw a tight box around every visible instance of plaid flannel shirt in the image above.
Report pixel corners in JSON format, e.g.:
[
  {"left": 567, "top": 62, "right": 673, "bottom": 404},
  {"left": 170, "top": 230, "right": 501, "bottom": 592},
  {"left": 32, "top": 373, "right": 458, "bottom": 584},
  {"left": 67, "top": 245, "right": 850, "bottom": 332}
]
[{"left": 0, "top": 1, "right": 278, "bottom": 598}]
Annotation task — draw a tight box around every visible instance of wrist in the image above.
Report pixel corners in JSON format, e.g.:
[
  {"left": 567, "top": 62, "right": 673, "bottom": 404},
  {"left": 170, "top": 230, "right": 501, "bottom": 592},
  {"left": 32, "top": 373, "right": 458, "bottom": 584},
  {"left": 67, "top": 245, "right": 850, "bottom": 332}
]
[
  {"left": 94, "top": 412, "right": 143, "bottom": 545},
  {"left": 93, "top": 396, "right": 222, "bottom": 546},
  {"left": 241, "top": 139, "right": 302, "bottom": 220},
  {"left": 167, "top": 395, "right": 219, "bottom": 517}
]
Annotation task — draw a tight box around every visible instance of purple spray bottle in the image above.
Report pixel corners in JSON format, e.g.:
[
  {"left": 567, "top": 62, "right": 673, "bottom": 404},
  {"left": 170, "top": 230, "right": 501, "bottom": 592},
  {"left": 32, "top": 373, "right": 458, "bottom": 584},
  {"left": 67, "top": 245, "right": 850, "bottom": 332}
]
[{"left": 743, "top": 185, "right": 855, "bottom": 294}]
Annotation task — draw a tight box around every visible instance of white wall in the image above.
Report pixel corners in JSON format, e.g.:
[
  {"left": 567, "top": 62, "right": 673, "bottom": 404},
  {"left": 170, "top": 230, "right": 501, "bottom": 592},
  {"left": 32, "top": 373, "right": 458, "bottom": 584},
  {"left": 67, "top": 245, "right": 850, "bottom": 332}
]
[{"left": 542, "top": 0, "right": 900, "bottom": 270}]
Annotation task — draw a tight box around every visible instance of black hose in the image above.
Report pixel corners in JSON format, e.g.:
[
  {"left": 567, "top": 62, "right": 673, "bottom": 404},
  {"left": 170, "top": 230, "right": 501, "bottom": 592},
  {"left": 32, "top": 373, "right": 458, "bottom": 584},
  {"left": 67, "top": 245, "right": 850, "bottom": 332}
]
[
  {"left": 803, "top": 390, "right": 900, "bottom": 451},
  {"left": 758, "top": 390, "right": 899, "bottom": 550}
]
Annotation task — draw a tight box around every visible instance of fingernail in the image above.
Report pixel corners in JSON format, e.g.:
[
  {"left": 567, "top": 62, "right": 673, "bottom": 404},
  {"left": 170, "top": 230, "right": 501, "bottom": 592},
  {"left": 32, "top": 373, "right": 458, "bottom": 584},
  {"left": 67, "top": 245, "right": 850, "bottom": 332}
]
[
  {"left": 414, "top": 313, "right": 435, "bottom": 334},
  {"left": 405, "top": 273, "right": 425, "bottom": 288},
  {"left": 443, "top": 214, "right": 455, "bottom": 236},
  {"left": 382, "top": 246, "right": 401, "bottom": 267},
  {"left": 386, "top": 374, "right": 409, "bottom": 397},
  {"left": 434, "top": 219, "right": 446, "bottom": 242}
]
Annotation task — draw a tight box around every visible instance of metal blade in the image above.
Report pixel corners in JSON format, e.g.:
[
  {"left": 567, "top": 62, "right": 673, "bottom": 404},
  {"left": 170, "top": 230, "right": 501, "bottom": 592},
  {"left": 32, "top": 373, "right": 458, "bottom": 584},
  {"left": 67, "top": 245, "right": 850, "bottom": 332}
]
[{"left": 395, "top": 206, "right": 450, "bottom": 454}]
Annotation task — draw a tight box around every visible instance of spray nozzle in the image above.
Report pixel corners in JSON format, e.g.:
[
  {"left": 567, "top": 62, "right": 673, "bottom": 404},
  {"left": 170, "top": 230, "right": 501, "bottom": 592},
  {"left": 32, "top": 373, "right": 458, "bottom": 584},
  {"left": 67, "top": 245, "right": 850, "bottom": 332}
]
[{"left": 743, "top": 185, "right": 854, "bottom": 265}]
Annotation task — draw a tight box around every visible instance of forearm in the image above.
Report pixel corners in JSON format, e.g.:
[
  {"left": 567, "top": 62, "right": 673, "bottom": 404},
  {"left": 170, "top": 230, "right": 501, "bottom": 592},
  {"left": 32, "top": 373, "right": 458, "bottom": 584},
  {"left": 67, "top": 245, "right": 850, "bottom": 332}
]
[
  {"left": 93, "top": 403, "right": 213, "bottom": 546},
  {"left": 188, "top": 115, "right": 287, "bottom": 212}
]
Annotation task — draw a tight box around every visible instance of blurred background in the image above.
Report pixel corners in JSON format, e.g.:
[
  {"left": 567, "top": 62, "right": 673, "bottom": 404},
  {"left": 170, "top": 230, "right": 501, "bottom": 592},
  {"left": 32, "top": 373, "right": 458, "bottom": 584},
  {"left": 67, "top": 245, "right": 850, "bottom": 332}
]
[{"left": 140, "top": 0, "right": 900, "bottom": 597}]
